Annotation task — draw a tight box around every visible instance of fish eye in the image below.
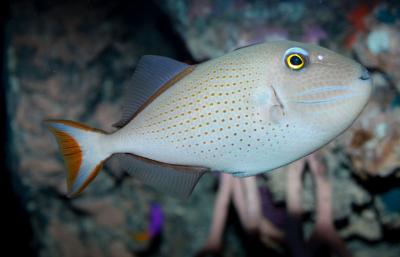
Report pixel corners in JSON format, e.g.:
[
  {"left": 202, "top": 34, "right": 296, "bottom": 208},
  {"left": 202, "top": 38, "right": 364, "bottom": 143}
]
[
  {"left": 286, "top": 54, "right": 305, "bottom": 70},
  {"left": 283, "top": 47, "right": 309, "bottom": 71}
]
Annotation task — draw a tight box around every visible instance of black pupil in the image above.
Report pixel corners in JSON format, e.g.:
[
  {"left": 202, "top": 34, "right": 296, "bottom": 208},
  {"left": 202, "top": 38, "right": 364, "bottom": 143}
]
[{"left": 290, "top": 55, "right": 303, "bottom": 66}]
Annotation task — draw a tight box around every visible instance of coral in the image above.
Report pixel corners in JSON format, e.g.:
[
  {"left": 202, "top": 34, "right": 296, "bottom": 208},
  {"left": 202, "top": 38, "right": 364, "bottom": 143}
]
[
  {"left": 196, "top": 174, "right": 283, "bottom": 256},
  {"left": 197, "top": 154, "right": 356, "bottom": 257},
  {"left": 367, "top": 28, "right": 391, "bottom": 54},
  {"left": 353, "top": 23, "right": 400, "bottom": 92}
]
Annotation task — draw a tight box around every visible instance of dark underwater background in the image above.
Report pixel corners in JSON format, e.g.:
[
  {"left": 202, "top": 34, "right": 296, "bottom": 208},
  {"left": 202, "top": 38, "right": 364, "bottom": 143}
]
[{"left": 1, "top": 0, "right": 399, "bottom": 256}]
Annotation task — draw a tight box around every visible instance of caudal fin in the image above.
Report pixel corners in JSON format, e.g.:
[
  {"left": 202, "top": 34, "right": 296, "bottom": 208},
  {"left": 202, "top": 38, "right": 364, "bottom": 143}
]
[{"left": 46, "top": 119, "right": 109, "bottom": 197}]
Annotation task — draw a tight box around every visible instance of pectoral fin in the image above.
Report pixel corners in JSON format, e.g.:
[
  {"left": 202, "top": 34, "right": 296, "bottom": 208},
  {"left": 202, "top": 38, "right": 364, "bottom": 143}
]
[{"left": 114, "top": 153, "right": 208, "bottom": 197}]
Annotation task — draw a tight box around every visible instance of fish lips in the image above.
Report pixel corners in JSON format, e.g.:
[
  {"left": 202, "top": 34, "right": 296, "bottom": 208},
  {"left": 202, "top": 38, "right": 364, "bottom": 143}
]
[{"left": 359, "top": 67, "right": 371, "bottom": 81}]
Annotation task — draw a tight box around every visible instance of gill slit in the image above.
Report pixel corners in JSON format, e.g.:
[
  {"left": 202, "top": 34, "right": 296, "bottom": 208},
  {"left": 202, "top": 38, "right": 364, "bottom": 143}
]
[{"left": 271, "top": 85, "right": 286, "bottom": 116}]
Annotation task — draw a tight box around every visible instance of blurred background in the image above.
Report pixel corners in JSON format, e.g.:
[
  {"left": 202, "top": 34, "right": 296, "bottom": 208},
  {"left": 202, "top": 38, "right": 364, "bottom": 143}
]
[{"left": 1, "top": 0, "right": 400, "bottom": 256}]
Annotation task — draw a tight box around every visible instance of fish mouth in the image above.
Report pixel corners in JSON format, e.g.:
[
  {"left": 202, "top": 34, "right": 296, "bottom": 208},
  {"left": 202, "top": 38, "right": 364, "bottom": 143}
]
[
  {"left": 359, "top": 67, "right": 370, "bottom": 81},
  {"left": 293, "top": 85, "right": 356, "bottom": 105}
]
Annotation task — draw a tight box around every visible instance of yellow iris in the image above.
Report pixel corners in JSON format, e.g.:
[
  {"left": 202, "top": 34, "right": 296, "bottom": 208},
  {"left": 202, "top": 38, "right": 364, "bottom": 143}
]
[{"left": 286, "top": 53, "right": 305, "bottom": 70}]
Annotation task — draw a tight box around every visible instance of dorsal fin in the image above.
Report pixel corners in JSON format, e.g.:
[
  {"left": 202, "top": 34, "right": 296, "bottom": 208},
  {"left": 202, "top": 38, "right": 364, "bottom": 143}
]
[
  {"left": 114, "top": 153, "right": 208, "bottom": 197},
  {"left": 113, "top": 55, "right": 192, "bottom": 128},
  {"left": 234, "top": 42, "right": 260, "bottom": 51}
]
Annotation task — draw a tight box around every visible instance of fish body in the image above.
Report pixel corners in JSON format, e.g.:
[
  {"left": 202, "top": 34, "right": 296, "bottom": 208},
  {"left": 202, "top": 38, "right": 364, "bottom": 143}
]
[{"left": 47, "top": 41, "right": 372, "bottom": 196}]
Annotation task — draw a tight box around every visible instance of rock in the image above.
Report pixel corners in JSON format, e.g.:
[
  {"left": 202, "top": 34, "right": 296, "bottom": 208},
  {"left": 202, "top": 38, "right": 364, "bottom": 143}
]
[
  {"left": 48, "top": 220, "right": 90, "bottom": 257},
  {"left": 6, "top": 1, "right": 400, "bottom": 257},
  {"left": 323, "top": 150, "right": 372, "bottom": 220},
  {"left": 6, "top": 1, "right": 208, "bottom": 257},
  {"left": 109, "top": 242, "right": 133, "bottom": 257},
  {"left": 340, "top": 209, "right": 382, "bottom": 241},
  {"left": 47, "top": 218, "right": 108, "bottom": 257},
  {"left": 157, "top": 0, "right": 342, "bottom": 60},
  {"left": 344, "top": 101, "right": 400, "bottom": 178},
  {"left": 348, "top": 241, "right": 400, "bottom": 257},
  {"left": 262, "top": 168, "right": 287, "bottom": 204},
  {"left": 367, "top": 27, "right": 391, "bottom": 54},
  {"left": 265, "top": 151, "right": 372, "bottom": 221},
  {"left": 354, "top": 23, "right": 400, "bottom": 92},
  {"left": 375, "top": 189, "right": 400, "bottom": 230},
  {"left": 72, "top": 197, "right": 125, "bottom": 229}
]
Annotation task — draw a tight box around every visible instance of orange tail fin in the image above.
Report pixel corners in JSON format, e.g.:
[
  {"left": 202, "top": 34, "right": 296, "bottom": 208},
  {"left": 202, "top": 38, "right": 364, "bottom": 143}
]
[{"left": 46, "top": 119, "right": 109, "bottom": 197}]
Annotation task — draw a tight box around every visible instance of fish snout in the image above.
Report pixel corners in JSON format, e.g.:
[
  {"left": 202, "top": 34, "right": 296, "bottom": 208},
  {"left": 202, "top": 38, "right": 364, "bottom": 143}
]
[{"left": 359, "top": 66, "right": 370, "bottom": 81}]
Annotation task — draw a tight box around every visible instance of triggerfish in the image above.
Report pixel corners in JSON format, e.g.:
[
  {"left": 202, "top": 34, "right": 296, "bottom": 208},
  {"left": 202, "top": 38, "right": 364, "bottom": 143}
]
[{"left": 46, "top": 40, "right": 372, "bottom": 197}]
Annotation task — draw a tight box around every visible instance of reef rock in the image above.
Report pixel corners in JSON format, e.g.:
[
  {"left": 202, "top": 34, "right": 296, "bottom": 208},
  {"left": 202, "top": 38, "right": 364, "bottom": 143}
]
[
  {"left": 6, "top": 1, "right": 400, "bottom": 257},
  {"left": 157, "top": 0, "right": 341, "bottom": 60},
  {"left": 354, "top": 23, "right": 400, "bottom": 92},
  {"left": 6, "top": 1, "right": 209, "bottom": 257}
]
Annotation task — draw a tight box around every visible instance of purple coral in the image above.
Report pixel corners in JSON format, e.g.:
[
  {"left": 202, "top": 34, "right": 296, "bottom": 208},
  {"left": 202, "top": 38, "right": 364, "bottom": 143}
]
[{"left": 149, "top": 203, "right": 164, "bottom": 238}]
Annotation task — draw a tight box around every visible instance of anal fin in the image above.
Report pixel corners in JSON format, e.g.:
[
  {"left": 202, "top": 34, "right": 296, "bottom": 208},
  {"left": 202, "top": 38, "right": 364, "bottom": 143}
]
[{"left": 114, "top": 153, "right": 208, "bottom": 197}]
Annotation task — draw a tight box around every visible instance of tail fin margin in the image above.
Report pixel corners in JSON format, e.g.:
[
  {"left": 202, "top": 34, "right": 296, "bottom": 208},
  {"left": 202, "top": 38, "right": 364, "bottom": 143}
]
[{"left": 46, "top": 119, "right": 108, "bottom": 197}]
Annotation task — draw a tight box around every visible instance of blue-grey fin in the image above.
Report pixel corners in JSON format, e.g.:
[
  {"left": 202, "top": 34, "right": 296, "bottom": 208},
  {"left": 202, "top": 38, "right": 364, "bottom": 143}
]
[
  {"left": 114, "top": 153, "right": 208, "bottom": 197},
  {"left": 231, "top": 171, "right": 253, "bottom": 177},
  {"left": 113, "top": 55, "right": 191, "bottom": 128}
]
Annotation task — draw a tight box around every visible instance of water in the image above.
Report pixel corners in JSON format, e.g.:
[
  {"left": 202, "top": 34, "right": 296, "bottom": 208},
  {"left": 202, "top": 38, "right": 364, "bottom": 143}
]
[{"left": 3, "top": 0, "right": 400, "bottom": 257}]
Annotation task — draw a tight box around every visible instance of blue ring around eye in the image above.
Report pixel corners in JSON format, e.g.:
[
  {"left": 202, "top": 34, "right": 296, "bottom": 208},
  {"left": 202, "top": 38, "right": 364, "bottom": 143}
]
[
  {"left": 284, "top": 47, "right": 309, "bottom": 57},
  {"left": 283, "top": 47, "right": 309, "bottom": 67}
]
